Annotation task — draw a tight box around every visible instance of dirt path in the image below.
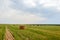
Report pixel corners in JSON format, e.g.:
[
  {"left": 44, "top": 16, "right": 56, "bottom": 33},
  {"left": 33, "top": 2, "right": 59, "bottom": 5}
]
[{"left": 5, "top": 27, "right": 14, "bottom": 40}]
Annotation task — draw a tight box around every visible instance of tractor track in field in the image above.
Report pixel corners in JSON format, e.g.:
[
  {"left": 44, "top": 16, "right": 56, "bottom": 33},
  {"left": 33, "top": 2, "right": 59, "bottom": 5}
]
[{"left": 5, "top": 27, "right": 15, "bottom": 40}]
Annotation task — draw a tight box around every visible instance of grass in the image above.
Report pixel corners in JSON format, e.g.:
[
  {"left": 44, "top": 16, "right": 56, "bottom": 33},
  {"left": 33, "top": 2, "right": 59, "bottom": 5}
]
[
  {"left": 7, "top": 24, "right": 60, "bottom": 40},
  {"left": 0, "top": 24, "right": 60, "bottom": 40},
  {"left": 0, "top": 24, "right": 5, "bottom": 40}
]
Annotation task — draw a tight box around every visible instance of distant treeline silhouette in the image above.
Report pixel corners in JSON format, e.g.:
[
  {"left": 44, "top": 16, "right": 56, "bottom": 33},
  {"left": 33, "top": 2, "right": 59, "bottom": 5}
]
[{"left": 29, "top": 24, "right": 60, "bottom": 26}]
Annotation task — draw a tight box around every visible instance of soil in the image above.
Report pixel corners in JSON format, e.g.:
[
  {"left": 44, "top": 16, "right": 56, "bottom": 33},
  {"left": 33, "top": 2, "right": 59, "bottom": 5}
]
[{"left": 5, "top": 27, "right": 14, "bottom": 40}]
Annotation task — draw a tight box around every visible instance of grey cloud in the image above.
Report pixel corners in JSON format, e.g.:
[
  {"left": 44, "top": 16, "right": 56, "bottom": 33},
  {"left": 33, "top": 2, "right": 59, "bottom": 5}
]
[{"left": 10, "top": 0, "right": 59, "bottom": 18}]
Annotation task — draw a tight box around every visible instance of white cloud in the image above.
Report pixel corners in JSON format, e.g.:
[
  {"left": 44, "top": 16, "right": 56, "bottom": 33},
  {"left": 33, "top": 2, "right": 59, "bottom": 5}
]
[
  {"left": 21, "top": 0, "right": 60, "bottom": 11},
  {"left": 39, "top": 0, "right": 60, "bottom": 10},
  {"left": 11, "top": 12, "right": 47, "bottom": 22},
  {"left": 0, "top": 10, "right": 47, "bottom": 23},
  {"left": 0, "top": 0, "right": 47, "bottom": 24},
  {"left": 23, "top": 0, "right": 37, "bottom": 8},
  {"left": 39, "top": 0, "right": 57, "bottom": 7}
]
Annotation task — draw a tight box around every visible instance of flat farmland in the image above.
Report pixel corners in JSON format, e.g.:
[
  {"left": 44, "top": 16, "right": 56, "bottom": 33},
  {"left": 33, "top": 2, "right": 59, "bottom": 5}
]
[
  {"left": 0, "top": 24, "right": 5, "bottom": 40},
  {"left": 7, "top": 24, "right": 60, "bottom": 40},
  {"left": 0, "top": 24, "right": 60, "bottom": 40}
]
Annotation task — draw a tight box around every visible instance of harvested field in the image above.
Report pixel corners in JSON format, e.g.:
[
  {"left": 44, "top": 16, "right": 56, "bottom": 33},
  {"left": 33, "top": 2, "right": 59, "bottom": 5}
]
[
  {"left": 5, "top": 27, "right": 14, "bottom": 40},
  {"left": 0, "top": 24, "right": 60, "bottom": 40},
  {"left": 7, "top": 24, "right": 60, "bottom": 40}
]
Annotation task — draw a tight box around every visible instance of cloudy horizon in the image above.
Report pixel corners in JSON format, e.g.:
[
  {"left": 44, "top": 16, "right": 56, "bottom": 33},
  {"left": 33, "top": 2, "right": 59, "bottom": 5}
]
[{"left": 0, "top": 0, "right": 60, "bottom": 24}]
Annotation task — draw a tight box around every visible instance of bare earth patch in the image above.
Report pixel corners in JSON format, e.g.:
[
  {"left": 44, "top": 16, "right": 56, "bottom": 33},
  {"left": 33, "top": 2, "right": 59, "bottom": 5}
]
[{"left": 5, "top": 27, "right": 14, "bottom": 40}]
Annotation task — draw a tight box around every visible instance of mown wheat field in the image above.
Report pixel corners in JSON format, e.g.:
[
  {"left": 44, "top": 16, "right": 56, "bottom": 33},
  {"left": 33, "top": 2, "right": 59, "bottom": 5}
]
[{"left": 0, "top": 24, "right": 60, "bottom": 40}]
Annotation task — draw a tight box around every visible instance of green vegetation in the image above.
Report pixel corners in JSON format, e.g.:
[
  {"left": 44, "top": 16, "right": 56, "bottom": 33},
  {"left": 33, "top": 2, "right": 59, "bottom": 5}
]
[
  {"left": 8, "top": 24, "right": 60, "bottom": 40},
  {"left": 0, "top": 24, "right": 5, "bottom": 40},
  {"left": 0, "top": 24, "right": 60, "bottom": 40}
]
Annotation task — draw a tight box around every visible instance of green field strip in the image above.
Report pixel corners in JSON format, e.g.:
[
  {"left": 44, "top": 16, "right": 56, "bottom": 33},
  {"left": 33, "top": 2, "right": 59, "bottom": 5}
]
[
  {"left": 28, "top": 26, "right": 60, "bottom": 31},
  {"left": 31, "top": 27, "right": 60, "bottom": 37},
  {"left": 8, "top": 26, "right": 27, "bottom": 40},
  {"left": 27, "top": 28, "right": 60, "bottom": 40},
  {"left": 7, "top": 25, "right": 60, "bottom": 40},
  {"left": 19, "top": 30, "right": 48, "bottom": 40},
  {"left": 9, "top": 26, "right": 48, "bottom": 40},
  {"left": 0, "top": 25, "right": 5, "bottom": 40},
  {"left": 7, "top": 25, "right": 22, "bottom": 40},
  {"left": 10, "top": 29, "right": 24, "bottom": 40},
  {"left": 28, "top": 28, "right": 60, "bottom": 36}
]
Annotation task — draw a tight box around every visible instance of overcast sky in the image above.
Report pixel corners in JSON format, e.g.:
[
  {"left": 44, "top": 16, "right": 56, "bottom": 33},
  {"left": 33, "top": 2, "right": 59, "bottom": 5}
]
[{"left": 0, "top": 0, "right": 60, "bottom": 24}]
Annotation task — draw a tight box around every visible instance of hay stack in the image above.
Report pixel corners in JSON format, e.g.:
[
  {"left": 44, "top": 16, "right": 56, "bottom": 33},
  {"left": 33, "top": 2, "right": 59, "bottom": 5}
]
[{"left": 19, "top": 25, "right": 25, "bottom": 29}]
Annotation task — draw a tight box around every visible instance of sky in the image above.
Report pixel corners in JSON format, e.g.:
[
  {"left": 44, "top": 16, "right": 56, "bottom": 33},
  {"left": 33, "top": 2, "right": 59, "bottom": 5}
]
[{"left": 0, "top": 0, "right": 60, "bottom": 24}]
